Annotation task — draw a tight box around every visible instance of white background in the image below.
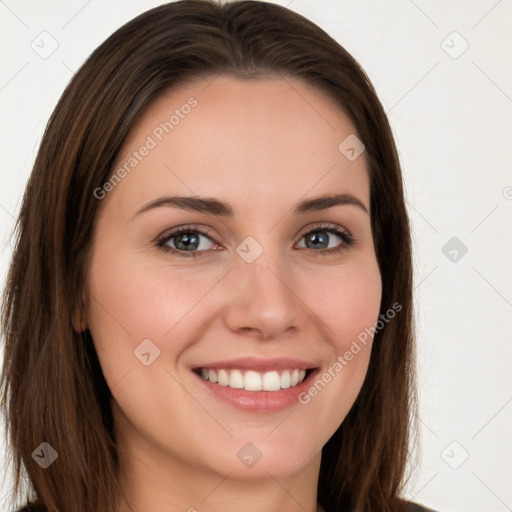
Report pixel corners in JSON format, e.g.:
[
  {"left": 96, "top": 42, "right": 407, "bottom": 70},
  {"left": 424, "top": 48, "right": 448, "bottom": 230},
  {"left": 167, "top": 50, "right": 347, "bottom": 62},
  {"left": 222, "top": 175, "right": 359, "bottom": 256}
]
[{"left": 1, "top": 1, "right": 511, "bottom": 511}]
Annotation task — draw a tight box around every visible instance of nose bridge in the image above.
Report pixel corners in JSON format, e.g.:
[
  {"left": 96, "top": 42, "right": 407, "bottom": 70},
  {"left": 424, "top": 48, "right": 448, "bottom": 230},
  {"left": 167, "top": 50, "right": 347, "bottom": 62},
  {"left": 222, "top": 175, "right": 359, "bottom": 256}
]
[{"left": 223, "top": 242, "right": 300, "bottom": 338}]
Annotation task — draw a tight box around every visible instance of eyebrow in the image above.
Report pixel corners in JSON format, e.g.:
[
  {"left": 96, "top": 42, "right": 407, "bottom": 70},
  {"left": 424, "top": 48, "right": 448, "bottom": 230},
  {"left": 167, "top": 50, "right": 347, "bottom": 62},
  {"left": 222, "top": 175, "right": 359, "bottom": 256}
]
[{"left": 135, "top": 192, "right": 369, "bottom": 217}]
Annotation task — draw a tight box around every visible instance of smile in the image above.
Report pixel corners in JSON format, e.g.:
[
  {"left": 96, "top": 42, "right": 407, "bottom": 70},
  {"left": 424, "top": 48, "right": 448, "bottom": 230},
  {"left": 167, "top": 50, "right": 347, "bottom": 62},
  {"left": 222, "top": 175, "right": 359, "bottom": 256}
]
[
  {"left": 198, "top": 368, "right": 308, "bottom": 391},
  {"left": 191, "top": 356, "right": 319, "bottom": 411}
]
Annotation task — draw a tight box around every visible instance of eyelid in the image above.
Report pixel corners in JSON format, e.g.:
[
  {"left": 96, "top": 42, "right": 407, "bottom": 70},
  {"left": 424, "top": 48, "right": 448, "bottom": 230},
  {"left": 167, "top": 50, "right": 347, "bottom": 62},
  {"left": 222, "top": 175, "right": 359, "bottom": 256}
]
[
  {"left": 298, "top": 222, "right": 351, "bottom": 239},
  {"left": 155, "top": 224, "right": 221, "bottom": 250}
]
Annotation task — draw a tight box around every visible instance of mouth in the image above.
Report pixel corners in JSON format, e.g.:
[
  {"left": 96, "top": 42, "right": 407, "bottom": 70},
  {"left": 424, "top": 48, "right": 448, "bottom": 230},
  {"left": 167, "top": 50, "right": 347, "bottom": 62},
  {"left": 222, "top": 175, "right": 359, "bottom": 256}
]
[
  {"left": 194, "top": 367, "right": 314, "bottom": 391},
  {"left": 191, "top": 358, "right": 320, "bottom": 411}
]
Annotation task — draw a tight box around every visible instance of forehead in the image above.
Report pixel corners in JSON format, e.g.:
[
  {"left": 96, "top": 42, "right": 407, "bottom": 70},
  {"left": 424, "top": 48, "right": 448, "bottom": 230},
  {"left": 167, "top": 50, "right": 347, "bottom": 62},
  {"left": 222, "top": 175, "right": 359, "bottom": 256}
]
[{"left": 111, "top": 75, "right": 369, "bottom": 215}]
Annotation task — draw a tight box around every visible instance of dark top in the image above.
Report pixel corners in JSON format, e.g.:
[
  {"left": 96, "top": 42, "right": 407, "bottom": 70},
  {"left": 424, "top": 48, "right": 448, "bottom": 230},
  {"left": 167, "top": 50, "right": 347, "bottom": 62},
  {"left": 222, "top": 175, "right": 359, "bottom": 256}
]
[
  {"left": 407, "top": 504, "right": 437, "bottom": 512},
  {"left": 16, "top": 501, "right": 437, "bottom": 512}
]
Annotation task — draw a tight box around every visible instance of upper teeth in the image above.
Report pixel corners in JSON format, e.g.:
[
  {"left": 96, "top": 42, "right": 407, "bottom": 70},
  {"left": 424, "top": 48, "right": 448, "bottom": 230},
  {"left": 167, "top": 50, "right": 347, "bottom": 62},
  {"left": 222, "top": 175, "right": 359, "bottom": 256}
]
[{"left": 199, "top": 368, "right": 307, "bottom": 391}]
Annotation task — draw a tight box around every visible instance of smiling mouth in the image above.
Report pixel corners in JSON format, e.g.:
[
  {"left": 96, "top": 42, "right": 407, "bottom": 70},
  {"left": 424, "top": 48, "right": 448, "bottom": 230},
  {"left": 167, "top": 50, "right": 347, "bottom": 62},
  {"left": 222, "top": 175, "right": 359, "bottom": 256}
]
[{"left": 194, "top": 368, "right": 314, "bottom": 391}]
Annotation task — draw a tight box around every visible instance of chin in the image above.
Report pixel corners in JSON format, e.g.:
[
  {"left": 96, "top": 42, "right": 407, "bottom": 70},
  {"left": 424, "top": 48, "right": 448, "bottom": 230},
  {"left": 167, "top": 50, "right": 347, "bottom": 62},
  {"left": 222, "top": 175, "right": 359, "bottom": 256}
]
[{"left": 200, "top": 433, "right": 321, "bottom": 480}]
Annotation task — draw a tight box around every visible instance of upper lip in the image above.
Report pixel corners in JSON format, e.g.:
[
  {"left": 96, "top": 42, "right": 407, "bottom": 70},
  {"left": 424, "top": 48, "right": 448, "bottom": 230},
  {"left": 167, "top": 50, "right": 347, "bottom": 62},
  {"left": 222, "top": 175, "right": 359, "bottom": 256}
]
[{"left": 192, "top": 356, "right": 318, "bottom": 372}]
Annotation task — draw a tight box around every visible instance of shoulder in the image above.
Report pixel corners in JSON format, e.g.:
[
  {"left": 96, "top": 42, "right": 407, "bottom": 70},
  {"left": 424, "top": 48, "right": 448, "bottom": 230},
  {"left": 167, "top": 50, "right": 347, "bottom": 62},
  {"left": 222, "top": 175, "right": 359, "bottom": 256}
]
[
  {"left": 320, "top": 501, "right": 438, "bottom": 512},
  {"left": 15, "top": 501, "right": 438, "bottom": 512},
  {"left": 15, "top": 502, "right": 438, "bottom": 512},
  {"left": 402, "top": 501, "right": 438, "bottom": 512},
  {"left": 13, "top": 504, "right": 45, "bottom": 512}
]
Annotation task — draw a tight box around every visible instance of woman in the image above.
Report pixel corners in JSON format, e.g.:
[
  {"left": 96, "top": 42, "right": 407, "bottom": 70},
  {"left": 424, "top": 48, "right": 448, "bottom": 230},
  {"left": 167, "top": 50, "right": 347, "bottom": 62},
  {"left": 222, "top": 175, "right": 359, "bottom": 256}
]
[{"left": 1, "top": 1, "right": 436, "bottom": 511}]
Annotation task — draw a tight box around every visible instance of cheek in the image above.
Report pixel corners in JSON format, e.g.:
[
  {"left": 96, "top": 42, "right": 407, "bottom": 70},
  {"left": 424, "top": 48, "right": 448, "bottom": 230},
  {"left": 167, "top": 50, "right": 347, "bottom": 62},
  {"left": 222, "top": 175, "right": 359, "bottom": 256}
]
[
  {"left": 305, "top": 256, "right": 382, "bottom": 350},
  {"left": 296, "top": 255, "right": 381, "bottom": 408},
  {"left": 85, "top": 245, "right": 219, "bottom": 383}
]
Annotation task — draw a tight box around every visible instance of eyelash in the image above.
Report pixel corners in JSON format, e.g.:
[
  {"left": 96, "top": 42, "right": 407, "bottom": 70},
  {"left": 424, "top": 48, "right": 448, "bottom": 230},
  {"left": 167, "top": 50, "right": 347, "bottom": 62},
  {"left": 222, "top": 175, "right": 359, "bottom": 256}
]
[{"left": 156, "top": 223, "right": 355, "bottom": 258}]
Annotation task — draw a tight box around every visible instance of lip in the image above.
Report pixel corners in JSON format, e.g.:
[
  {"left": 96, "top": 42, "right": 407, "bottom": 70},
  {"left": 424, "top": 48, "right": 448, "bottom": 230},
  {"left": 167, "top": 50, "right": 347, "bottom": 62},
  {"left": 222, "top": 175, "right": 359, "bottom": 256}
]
[
  {"left": 191, "top": 357, "right": 320, "bottom": 412},
  {"left": 192, "top": 356, "right": 317, "bottom": 372}
]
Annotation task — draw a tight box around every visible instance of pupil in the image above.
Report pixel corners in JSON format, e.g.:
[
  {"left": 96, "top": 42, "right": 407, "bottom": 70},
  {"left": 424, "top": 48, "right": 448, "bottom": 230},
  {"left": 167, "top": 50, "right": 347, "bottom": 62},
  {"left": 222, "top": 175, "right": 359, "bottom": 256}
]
[
  {"left": 307, "top": 232, "right": 327, "bottom": 249},
  {"left": 177, "top": 233, "right": 198, "bottom": 250}
]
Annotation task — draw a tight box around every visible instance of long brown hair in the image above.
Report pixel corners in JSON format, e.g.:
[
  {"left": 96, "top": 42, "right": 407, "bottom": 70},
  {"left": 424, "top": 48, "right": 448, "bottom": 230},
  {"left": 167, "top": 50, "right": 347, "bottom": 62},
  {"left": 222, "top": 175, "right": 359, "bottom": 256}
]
[{"left": 1, "top": 1, "right": 416, "bottom": 511}]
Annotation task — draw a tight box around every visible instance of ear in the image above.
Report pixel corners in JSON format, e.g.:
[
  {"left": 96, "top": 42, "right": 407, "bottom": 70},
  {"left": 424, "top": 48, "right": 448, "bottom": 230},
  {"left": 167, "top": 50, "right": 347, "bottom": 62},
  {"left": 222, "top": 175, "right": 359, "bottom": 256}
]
[
  {"left": 72, "top": 296, "right": 88, "bottom": 332},
  {"left": 72, "top": 312, "right": 87, "bottom": 333}
]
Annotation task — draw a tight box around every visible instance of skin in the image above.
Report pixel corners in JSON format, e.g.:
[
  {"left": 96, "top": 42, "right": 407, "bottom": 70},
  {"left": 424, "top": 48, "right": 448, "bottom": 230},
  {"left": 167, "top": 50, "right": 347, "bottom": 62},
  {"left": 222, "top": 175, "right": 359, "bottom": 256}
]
[{"left": 83, "top": 76, "right": 382, "bottom": 512}]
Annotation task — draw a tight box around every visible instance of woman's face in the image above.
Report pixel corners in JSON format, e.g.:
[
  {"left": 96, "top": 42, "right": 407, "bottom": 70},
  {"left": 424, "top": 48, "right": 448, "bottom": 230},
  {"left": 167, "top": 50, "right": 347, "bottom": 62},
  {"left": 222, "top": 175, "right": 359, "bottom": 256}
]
[{"left": 85, "top": 76, "right": 381, "bottom": 483}]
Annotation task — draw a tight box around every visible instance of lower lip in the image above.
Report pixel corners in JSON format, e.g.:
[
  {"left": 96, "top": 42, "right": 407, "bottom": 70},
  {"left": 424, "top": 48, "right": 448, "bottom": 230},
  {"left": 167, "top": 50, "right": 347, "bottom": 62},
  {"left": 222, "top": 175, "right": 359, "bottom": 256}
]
[{"left": 193, "top": 369, "right": 319, "bottom": 412}]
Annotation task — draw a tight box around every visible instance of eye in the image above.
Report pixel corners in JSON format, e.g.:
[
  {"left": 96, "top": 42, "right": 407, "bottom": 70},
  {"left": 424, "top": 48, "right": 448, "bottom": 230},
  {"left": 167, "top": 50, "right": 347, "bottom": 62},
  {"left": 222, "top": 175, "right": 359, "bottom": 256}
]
[
  {"left": 156, "top": 225, "right": 221, "bottom": 258},
  {"left": 296, "top": 224, "right": 354, "bottom": 254},
  {"left": 156, "top": 223, "right": 355, "bottom": 258}
]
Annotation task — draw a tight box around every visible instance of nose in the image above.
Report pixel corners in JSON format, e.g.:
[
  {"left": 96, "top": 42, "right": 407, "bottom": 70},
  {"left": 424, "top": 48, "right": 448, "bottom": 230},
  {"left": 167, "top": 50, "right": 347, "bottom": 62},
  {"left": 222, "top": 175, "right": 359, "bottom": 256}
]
[{"left": 221, "top": 248, "right": 302, "bottom": 340}]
